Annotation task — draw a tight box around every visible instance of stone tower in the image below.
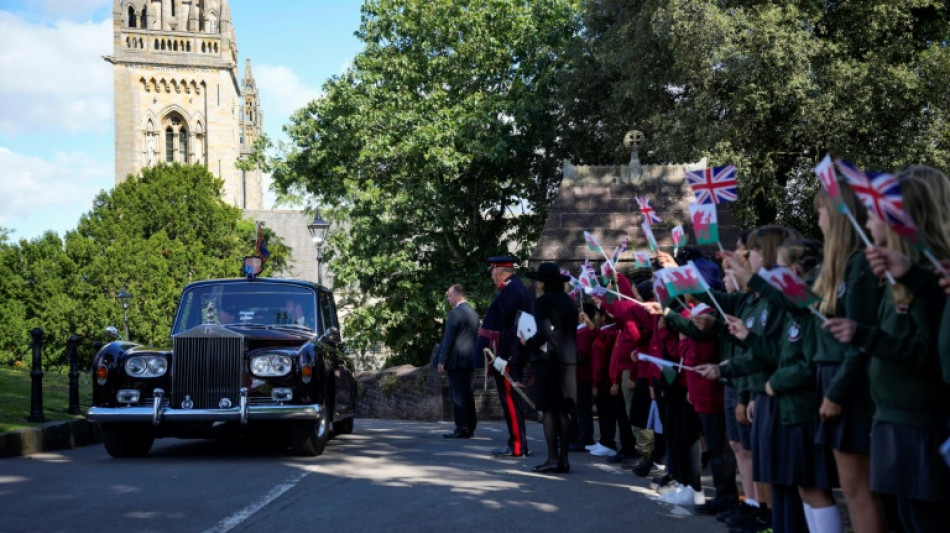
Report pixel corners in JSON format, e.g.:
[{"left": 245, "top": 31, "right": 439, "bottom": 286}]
[{"left": 105, "top": 0, "right": 262, "bottom": 209}]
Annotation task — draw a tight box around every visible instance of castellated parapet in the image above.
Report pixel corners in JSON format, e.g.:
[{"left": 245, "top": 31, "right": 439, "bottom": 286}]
[{"left": 105, "top": 0, "right": 261, "bottom": 210}]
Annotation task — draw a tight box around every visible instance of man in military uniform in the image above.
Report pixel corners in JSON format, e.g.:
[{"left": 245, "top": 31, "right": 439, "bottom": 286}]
[{"left": 477, "top": 256, "right": 533, "bottom": 457}]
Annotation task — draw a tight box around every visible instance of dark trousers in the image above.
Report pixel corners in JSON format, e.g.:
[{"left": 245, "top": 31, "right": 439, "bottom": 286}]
[
  {"left": 613, "top": 388, "right": 636, "bottom": 456},
  {"left": 572, "top": 383, "right": 594, "bottom": 446},
  {"left": 593, "top": 385, "right": 634, "bottom": 454},
  {"left": 662, "top": 384, "right": 701, "bottom": 491},
  {"left": 447, "top": 368, "right": 477, "bottom": 434},
  {"left": 896, "top": 496, "right": 950, "bottom": 533},
  {"left": 698, "top": 411, "right": 738, "bottom": 502},
  {"left": 494, "top": 364, "right": 528, "bottom": 455}
]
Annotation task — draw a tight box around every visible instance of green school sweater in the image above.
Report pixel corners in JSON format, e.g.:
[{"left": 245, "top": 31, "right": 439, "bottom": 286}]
[
  {"left": 718, "top": 294, "right": 784, "bottom": 397},
  {"left": 813, "top": 252, "right": 884, "bottom": 404},
  {"left": 856, "top": 286, "right": 950, "bottom": 429},
  {"left": 892, "top": 262, "right": 950, "bottom": 386},
  {"left": 692, "top": 290, "right": 756, "bottom": 403}
]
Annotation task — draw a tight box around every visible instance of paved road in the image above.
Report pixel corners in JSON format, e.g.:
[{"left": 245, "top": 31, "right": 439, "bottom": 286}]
[{"left": 1, "top": 419, "right": 721, "bottom": 533}]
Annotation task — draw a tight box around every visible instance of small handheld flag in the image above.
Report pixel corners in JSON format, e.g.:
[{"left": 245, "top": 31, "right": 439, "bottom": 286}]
[
  {"left": 672, "top": 225, "right": 686, "bottom": 256},
  {"left": 688, "top": 202, "right": 719, "bottom": 244},
  {"left": 641, "top": 221, "right": 659, "bottom": 252},
  {"left": 637, "top": 197, "right": 662, "bottom": 225},
  {"left": 758, "top": 267, "right": 828, "bottom": 322},
  {"left": 633, "top": 251, "right": 651, "bottom": 269},
  {"left": 653, "top": 268, "right": 672, "bottom": 308},
  {"left": 611, "top": 236, "right": 629, "bottom": 265},
  {"left": 814, "top": 154, "right": 845, "bottom": 212},
  {"left": 685, "top": 165, "right": 738, "bottom": 205}
]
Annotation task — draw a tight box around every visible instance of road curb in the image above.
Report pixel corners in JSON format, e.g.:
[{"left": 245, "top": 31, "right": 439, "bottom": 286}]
[{"left": 0, "top": 419, "right": 101, "bottom": 458}]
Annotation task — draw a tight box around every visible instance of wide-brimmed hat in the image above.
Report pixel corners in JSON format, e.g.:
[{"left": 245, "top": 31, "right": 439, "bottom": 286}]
[{"left": 526, "top": 262, "right": 570, "bottom": 285}]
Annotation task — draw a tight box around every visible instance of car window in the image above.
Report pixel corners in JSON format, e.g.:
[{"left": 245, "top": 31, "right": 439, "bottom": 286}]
[
  {"left": 318, "top": 290, "right": 338, "bottom": 333},
  {"left": 172, "top": 282, "right": 317, "bottom": 334}
]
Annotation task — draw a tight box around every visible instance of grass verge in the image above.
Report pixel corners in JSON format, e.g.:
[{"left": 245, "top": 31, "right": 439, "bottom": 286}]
[{"left": 0, "top": 366, "right": 92, "bottom": 433}]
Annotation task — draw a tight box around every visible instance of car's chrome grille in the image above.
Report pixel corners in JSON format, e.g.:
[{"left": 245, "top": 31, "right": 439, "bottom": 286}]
[{"left": 171, "top": 336, "right": 243, "bottom": 410}]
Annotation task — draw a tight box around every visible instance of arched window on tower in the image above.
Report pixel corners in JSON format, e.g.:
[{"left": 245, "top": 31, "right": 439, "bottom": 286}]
[
  {"left": 165, "top": 127, "right": 174, "bottom": 163},
  {"left": 171, "top": 0, "right": 176, "bottom": 18},
  {"left": 128, "top": 6, "right": 137, "bottom": 28},
  {"left": 141, "top": 7, "right": 148, "bottom": 29}
]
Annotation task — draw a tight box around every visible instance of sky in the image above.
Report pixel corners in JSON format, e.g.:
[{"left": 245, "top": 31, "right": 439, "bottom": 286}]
[{"left": 0, "top": 0, "right": 365, "bottom": 241}]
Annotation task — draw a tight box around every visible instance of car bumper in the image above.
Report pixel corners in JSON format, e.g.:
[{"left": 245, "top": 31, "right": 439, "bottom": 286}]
[{"left": 86, "top": 387, "right": 323, "bottom": 425}]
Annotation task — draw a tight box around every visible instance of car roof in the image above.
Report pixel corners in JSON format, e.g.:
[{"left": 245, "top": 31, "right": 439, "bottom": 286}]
[{"left": 181, "top": 277, "right": 330, "bottom": 293}]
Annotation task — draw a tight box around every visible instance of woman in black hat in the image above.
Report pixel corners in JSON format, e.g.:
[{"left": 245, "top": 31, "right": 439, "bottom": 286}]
[{"left": 521, "top": 262, "right": 578, "bottom": 473}]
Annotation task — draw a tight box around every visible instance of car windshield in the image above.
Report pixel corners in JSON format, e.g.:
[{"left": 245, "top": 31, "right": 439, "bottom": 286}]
[{"left": 172, "top": 282, "right": 318, "bottom": 334}]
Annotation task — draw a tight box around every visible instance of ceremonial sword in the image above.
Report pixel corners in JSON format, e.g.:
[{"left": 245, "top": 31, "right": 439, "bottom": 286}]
[{"left": 483, "top": 347, "right": 536, "bottom": 410}]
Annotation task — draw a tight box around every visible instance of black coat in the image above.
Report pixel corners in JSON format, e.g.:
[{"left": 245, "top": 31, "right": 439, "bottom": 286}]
[
  {"left": 436, "top": 301, "right": 480, "bottom": 369},
  {"left": 524, "top": 290, "right": 578, "bottom": 365}
]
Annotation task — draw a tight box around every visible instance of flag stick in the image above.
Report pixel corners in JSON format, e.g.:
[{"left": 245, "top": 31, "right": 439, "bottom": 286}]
[
  {"left": 808, "top": 305, "right": 829, "bottom": 324},
  {"left": 923, "top": 249, "right": 950, "bottom": 278},
  {"left": 843, "top": 208, "right": 897, "bottom": 285},
  {"left": 594, "top": 286, "right": 647, "bottom": 306},
  {"left": 703, "top": 287, "right": 728, "bottom": 318}
]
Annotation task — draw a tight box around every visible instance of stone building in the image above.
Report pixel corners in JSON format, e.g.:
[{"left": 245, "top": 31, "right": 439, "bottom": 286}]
[{"left": 105, "top": 0, "right": 263, "bottom": 211}]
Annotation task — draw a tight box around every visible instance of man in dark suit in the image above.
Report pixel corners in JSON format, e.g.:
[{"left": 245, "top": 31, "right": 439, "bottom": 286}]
[{"left": 437, "top": 284, "right": 480, "bottom": 438}]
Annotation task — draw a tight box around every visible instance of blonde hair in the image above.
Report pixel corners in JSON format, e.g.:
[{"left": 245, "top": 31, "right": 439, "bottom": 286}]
[
  {"left": 886, "top": 166, "right": 950, "bottom": 304},
  {"left": 812, "top": 185, "right": 868, "bottom": 314}
]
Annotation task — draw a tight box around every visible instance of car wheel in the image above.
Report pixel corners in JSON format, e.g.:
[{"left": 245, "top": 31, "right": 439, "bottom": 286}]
[
  {"left": 101, "top": 424, "right": 155, "bottom": 458},
  {"left": 290, "top": 413, "right": 329, "bottom": 456},
  {"left": 332, "top": 417, "right": 354, "bottom": 436}
]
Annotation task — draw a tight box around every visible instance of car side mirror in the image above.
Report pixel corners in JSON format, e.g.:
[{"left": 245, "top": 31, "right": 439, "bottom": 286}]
[
  {"left": 105, "top": 325, "right": 121, "bottom": 340},
  {"left": 318, "top": 326, "right": 340, "bottom": 345}
]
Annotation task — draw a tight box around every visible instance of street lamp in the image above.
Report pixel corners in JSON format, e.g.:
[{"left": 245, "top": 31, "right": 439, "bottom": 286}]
[
  {"left": 116, "top": 287, "right": 132, "bottom": 340},
  {"left": 307, "top": 212, "right": 331, "bottom": 286}
]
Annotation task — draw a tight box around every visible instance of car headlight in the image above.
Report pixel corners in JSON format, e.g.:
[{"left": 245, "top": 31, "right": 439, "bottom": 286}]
[
  {"left": 124, "top": 355, "right": 168, "bottom": 378},
  {"left": 251, "top": 354, "right": 293, "bottom": 377}
]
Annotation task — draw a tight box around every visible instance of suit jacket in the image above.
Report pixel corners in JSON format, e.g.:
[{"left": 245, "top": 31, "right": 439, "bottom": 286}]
[{"left": 437, "top": 301, "right": 480, "bottom": 370}]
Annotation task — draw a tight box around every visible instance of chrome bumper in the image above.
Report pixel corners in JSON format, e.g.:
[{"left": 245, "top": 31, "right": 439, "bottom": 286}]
[{"left": 87, "top": 387, "right": 323, "bottom": 425}]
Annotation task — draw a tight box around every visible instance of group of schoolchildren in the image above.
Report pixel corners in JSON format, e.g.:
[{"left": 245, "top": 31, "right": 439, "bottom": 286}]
[{"left": 569, "top": 165, "right": 950, "bottom": 533}]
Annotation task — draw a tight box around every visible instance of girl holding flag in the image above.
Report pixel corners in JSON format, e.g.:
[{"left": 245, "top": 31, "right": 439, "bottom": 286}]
[
  {"left": 823, "top": 165, "right": 950, "bottom": 531},
  {"left": 726, "top": 238, "right": 841, "bottom": 533},
  {"left": 810, "top": 182, "right": 887, "bottom": 533}
]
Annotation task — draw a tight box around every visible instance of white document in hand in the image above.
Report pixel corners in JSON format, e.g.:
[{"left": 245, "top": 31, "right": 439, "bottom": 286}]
[{"left": 517, "top": 311, "right": 537, "bottom": 340}]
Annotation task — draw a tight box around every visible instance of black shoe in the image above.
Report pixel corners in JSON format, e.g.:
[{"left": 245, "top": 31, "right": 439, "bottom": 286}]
[
  {"left": 443, "top": 430, "right": 473, "bottom": 439},
  {"left": 651, "top": 473, "right": 673, "bottom": 487},
  {"left": 695, "top": 498, "right": 738, "bottom": 516},
  {"left": 532, "top": 461, "right": 560, "bottom": 473},
  {"left": 555, "top": 459, "right": 571, "bottom": 473},
  {"left": 491, "top": 447, "right": 529, "bottom": 457},
  {"left": 627, "top": 455, "right": 649, "bottom": 471},
  {"left": 725, "top": 503, "right": 766, "bottom": 528},
  {"left": 568, "top": 443, "right": 587, "bottom": 452},
  {"left": 606, "top": 452, "right": 627, "bottom": 464}
]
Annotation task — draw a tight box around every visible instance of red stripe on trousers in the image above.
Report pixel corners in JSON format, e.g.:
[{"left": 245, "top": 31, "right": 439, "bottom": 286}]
[{"left": 502, "top": 377, "right": 522, "bottom": 455}]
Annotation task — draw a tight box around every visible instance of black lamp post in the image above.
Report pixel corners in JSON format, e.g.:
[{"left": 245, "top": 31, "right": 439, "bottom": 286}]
[
  {"left": 307, "top": 212, "right": 331, "bottom": 286},
  {"left": 117, "top": 287, "right": 132, "bottom": 340}
]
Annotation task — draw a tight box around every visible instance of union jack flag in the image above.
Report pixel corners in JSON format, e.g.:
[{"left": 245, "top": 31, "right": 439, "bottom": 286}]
[
  {"left": 833, "top": 158, "right": 917, "bottom": 238},
  {"left": 685, "top": 165, "right": 738, "bottom": 205},
  {"left": 636, "top": 197, "right": 661, "bottom": 225}
]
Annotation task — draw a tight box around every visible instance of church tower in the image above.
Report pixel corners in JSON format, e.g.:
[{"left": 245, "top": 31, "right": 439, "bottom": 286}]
[{"left": 105, "top": 0, "right": 262, "bottom": 209}]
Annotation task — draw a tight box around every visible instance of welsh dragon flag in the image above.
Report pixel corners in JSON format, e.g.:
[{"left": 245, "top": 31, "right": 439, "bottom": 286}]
[
  {"left": 671, "top": 225, "right": 687, "bottom": 248},
  {"left": 653, "top": 268, "right": 673, "bottom": 308},
  {"left": 664, "top": 262, "right": 707, "bottom": 298},
  {"left": 584, "top": 231, "right": 604, "bottom": 255},
  {"left": 758, "top": 267, "right": 820, "bottom": 308},
  {"left": 633, "top": 251, "right": 651, "bottom": 269},
  {"left": 688, "top": 203, "right": 719, "bottom": 245}
]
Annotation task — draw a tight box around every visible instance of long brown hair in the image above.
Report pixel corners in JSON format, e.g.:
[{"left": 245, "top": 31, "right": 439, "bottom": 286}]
[
  {"left": 747, "top": 225, "right": 802, "bottom": 269},
  {"left": 886, "top": 166, "right": 950, "bottom": 304},
  {"left": 812, "top": 184, "right": 868, "bottom": 314}
]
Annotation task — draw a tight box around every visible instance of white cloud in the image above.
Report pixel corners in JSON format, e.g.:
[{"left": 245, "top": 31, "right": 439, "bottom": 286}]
[
  {"left": 0, "top": 146, "right": 112, "bottom": 239},
  {"left": 0, "top": 12, "right": 113, "bottom": 137},
  {"left": 254, "top": 64, "right": 322, "bottom": 128},
  {"left": 34, "top": 0, "right": 112, "bottom": 20}
]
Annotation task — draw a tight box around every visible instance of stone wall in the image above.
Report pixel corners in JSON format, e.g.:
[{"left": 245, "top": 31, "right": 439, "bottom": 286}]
[
  {"left": 356, "top": 364, "right": 538, "bottom": 422},
  {"left": 529, "top": 159, "right": 743, "bottom": 274}
]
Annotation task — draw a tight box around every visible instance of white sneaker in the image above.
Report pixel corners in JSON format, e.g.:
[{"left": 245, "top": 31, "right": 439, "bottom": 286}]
[
  {"left": 584, "top": 444, "right": 597, "bottom": 451},
  {"left": 588, "top": 443, "right": 617, "bottom": 457},
  {"left": 659, "top": 485, "right": 696, "bottom": 506},
  {"left": 693, "top": 487, "right": 706, "bottom": 506}
]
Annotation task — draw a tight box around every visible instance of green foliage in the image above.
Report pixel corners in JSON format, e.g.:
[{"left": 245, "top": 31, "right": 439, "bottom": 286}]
[
  {"left": 0, "top": 164, "right": 286, "bottom": 367},
  {"left": 559, "top": 0, "right": 950, "bottom": 235},
  {"left": 269, "top": 0, "right": 582, "bottom": 364}
]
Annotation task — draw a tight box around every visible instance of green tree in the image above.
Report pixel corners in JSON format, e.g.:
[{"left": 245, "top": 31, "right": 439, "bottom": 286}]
[
  {"left": 0, "top": 164, "right": 286, "bottom": 366},
  {"left": 560, "top": 0, "right": 950, "bottom": 232},
  {"left": 269, "top": 0, "right": 582, "bottom": 364}
]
